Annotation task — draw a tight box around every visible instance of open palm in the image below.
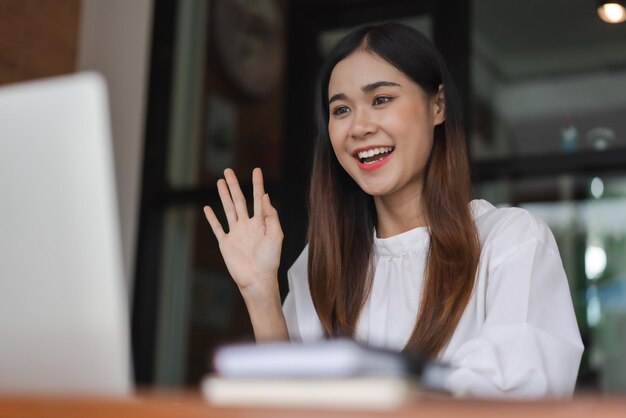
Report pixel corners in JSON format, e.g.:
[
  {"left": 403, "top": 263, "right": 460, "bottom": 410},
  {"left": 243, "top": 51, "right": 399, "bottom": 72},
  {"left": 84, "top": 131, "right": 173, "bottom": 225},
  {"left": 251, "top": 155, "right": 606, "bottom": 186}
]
[{"left": 203, "top": 168, "right": 283, "bottom": 293}]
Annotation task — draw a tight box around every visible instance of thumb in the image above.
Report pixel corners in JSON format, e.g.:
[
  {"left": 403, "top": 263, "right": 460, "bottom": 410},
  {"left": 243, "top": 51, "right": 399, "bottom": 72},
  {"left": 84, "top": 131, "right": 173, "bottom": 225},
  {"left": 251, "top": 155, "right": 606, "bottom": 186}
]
[{"left": 262, "top": 193, "right": 283, "bottom": 239}]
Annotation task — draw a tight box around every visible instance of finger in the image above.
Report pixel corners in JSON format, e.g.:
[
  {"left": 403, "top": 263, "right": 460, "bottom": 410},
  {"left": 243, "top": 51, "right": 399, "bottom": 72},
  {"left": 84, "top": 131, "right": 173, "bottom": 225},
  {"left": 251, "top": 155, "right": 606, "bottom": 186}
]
[
  {"left": 217, "top": 178, "right": 237, "bottom": 226},
  {"left": 203, "top": 205, "right": 226, "bottom": 241},
  {"left": 262, "top": 194, "right": 283, "bottom": 240},
  {"left": 252, "top": 167, "right": 265, "bottom": 218},
  {"left": 224, "top": 168, "right": 249, "bottom": 219}
]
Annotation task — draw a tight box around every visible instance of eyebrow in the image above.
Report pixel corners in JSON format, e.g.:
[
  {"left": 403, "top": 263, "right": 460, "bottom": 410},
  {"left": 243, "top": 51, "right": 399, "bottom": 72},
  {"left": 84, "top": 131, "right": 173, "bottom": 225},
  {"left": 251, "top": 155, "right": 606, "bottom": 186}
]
[{"left": 328, "top": 81, "right": 401, "bottom": 105}]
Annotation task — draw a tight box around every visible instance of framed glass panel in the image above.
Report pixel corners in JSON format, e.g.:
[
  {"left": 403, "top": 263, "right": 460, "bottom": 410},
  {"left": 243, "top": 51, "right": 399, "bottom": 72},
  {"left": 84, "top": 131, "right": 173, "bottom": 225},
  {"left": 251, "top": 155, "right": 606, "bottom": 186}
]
[{"left": 166, "top": 0, "right": 287, "bottom": 189}]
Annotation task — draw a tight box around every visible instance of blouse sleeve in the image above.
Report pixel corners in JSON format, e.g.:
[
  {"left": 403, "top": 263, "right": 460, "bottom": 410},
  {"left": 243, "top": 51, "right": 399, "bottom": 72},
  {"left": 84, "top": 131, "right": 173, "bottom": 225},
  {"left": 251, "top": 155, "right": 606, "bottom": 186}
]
[
  {"left": 282, "top": 245, "right": 325, "bottom": 343},
  {"left": 444, "top": 211, "right": 584, "bottom": 399}
]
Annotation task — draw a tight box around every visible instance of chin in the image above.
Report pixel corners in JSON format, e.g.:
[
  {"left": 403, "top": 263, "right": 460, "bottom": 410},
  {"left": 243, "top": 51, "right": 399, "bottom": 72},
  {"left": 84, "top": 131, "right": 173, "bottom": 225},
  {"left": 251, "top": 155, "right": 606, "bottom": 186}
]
[
  {"left": 344, "top": 166, "right": 395, "bottom": 196},
  {"left": 354, "top": 179, "right": 394, "bottom": 197}
]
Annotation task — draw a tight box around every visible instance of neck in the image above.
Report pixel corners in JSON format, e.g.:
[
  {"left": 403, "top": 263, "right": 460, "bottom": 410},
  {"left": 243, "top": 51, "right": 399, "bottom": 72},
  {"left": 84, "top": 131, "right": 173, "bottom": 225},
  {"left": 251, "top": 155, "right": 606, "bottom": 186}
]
[{"left": 374, "top": 188, "right": 426, "bottom": 238}]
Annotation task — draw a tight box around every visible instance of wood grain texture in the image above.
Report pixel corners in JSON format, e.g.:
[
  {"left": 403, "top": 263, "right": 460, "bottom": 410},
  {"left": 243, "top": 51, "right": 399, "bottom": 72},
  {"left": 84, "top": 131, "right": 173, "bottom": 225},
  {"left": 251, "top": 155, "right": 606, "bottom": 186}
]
[
  {"left": 0, "top": 393, "right": 625, "bottom": 418},
  {"left": 0, "top": 0, "right": 81, "bottom": 85}
]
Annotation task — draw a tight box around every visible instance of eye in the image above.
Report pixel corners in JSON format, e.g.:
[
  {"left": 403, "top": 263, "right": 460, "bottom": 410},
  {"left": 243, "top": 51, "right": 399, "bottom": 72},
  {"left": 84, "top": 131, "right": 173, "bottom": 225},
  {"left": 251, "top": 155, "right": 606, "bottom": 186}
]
[
  {"left": 373, "top": 96, "right": 392, "bottom": 106},
  {"left": 331, "top": 105, "right": 350, "bottom": 117}
]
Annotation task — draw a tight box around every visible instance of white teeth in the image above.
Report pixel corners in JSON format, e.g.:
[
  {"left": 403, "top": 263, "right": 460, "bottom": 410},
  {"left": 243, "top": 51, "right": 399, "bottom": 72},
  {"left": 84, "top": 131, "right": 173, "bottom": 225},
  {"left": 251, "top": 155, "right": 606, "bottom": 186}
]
[{"left": 357, "top": 146, "right": 393, "bottom": 160}]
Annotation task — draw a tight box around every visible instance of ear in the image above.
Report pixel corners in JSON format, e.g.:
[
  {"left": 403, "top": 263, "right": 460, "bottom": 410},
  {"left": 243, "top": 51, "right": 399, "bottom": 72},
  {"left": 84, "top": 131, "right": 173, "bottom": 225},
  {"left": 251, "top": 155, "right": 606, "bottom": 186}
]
[{"left": 432, "top": 84, "right": 445, "bottom": 126}]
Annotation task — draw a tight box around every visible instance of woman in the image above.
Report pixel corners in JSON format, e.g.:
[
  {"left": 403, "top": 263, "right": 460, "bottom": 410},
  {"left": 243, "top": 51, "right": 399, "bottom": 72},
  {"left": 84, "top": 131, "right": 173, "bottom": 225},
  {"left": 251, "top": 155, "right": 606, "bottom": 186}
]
[{"left": 203, "top": 23, "right": 583, "bottom": 398}]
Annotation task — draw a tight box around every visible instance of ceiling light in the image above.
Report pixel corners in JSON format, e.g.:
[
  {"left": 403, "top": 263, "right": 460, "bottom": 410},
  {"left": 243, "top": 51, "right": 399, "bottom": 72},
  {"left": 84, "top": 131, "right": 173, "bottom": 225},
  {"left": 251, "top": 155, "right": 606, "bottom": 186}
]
[{"left": 597, "top": 1, "right": 626, "bottom": 23}]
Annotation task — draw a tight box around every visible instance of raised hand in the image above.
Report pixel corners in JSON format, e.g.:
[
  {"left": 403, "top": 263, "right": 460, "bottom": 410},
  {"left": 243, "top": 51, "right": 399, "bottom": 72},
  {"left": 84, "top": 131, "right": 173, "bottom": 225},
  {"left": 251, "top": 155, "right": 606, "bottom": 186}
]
[{"left": 203, "top": 168, "right": 283, "bottom": 296}]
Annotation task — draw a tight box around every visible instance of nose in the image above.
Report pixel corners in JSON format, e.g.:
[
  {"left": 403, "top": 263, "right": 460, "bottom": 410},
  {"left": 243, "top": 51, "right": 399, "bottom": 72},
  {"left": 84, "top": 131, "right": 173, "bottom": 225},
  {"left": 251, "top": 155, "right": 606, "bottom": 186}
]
[{"left": 349, "top": 107, "right": 378, "bottom": 139}]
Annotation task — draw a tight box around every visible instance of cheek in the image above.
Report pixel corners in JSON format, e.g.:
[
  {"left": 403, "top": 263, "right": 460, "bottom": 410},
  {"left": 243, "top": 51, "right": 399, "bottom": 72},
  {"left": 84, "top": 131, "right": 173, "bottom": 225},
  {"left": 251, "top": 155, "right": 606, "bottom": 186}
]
[
  {"left": 327, "top": 127, "right": 355, "bottom": 175},
  {"left": 328, "top": 122, "right": 347, "bottom": 155},
  {"left": 389, "top": 103, "right": 426, "bottom": 133}
]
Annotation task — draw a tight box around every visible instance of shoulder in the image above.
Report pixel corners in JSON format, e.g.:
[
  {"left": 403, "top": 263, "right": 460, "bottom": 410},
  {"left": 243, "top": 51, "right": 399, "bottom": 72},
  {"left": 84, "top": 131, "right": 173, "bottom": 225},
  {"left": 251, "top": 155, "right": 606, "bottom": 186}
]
[{"left": 471, "top": 199, "right": 560, "bottom": 261}]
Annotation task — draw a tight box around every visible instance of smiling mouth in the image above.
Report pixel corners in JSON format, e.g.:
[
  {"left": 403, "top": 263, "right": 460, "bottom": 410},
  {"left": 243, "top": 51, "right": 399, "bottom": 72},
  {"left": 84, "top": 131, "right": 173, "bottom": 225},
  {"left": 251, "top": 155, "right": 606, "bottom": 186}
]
[{"left": 354, "top": 146, "right": 395, "bottom": 164}]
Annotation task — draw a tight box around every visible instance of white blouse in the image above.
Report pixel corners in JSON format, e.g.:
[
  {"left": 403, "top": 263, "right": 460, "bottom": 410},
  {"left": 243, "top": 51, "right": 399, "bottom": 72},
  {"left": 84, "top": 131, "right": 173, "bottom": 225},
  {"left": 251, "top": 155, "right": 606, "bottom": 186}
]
[{"left": 282, "top": 199, "right": 584, "bottom": 398}]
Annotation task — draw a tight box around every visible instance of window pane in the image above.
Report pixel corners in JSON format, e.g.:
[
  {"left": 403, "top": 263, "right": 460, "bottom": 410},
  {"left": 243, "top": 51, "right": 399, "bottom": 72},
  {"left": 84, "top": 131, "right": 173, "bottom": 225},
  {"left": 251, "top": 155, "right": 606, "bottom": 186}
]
[
  {"left": 471, "top": 0, "right": 626, "bottom": 160},
  {"left": 165, "top": 0, "right": 287, "bottom": 188},
  {"left": 154, "top": 205, "right": 254, "bottom": 387}
]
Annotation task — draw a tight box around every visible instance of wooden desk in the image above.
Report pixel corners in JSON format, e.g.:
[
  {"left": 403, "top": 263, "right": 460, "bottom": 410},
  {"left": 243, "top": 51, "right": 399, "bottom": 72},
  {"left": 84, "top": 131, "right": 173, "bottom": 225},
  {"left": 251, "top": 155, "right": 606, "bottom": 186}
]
[{"left": 1, "top": 393, "right": 625, "bottom": 418}]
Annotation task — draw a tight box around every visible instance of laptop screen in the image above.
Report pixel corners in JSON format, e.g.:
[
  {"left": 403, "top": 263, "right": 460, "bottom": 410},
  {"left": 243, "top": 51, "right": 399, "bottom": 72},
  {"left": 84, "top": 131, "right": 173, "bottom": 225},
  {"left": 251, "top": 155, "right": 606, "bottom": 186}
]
[{"left": 0, "top": 73, "right": 132, "bottom": 395}]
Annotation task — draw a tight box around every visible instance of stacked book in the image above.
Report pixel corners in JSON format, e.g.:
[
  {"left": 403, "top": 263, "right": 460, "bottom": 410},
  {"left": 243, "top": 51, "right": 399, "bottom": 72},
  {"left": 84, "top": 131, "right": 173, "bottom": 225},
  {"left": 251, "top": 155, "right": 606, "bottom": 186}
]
[{"left": 202, "top": 339, "right": 451, "bottom": 410}]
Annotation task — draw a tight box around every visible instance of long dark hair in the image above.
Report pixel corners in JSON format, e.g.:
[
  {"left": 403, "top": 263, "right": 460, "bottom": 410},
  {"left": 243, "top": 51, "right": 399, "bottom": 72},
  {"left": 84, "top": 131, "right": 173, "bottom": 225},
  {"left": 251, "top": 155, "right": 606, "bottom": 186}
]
[{"left": 307, "top": 22, "right": 480, "bottom": 357}]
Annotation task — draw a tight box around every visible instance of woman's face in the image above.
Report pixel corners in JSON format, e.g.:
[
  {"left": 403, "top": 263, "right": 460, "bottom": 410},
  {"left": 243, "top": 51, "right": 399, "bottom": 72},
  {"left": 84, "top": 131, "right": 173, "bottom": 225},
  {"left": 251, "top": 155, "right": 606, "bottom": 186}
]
[{"left": 327, "top": 50, "right": 444, "bottom": 199}]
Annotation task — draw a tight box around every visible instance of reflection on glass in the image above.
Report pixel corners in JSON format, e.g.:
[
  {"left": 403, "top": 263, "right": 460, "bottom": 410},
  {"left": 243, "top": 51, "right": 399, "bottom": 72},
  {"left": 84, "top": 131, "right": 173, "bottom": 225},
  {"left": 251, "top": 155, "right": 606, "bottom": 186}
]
[
  {"left": 166, "top": 0, "right": 286, "bottom": 188},
  {"left": 585, "top": 245, "right": 607, "bottom": 280},
  {"left": 586, "top": 285, "right": 601, "bottom": 327},
  {"left": 590, "top": 177, "right": 604, "bottom": 199}
]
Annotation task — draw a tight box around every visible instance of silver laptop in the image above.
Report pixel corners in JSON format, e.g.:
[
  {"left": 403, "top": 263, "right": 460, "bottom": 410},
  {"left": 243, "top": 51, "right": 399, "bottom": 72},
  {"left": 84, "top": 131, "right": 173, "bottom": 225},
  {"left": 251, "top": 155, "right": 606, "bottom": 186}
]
[{"left": 0, "top": 73, "right": 132, "bottom": 395}]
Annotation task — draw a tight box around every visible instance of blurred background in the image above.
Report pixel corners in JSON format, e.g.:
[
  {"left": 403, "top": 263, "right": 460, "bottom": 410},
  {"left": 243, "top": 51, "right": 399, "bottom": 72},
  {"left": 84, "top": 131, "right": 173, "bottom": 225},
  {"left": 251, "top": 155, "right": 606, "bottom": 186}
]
[{"left": 2, "top": 0, "right": 626, "bottom": 393}]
